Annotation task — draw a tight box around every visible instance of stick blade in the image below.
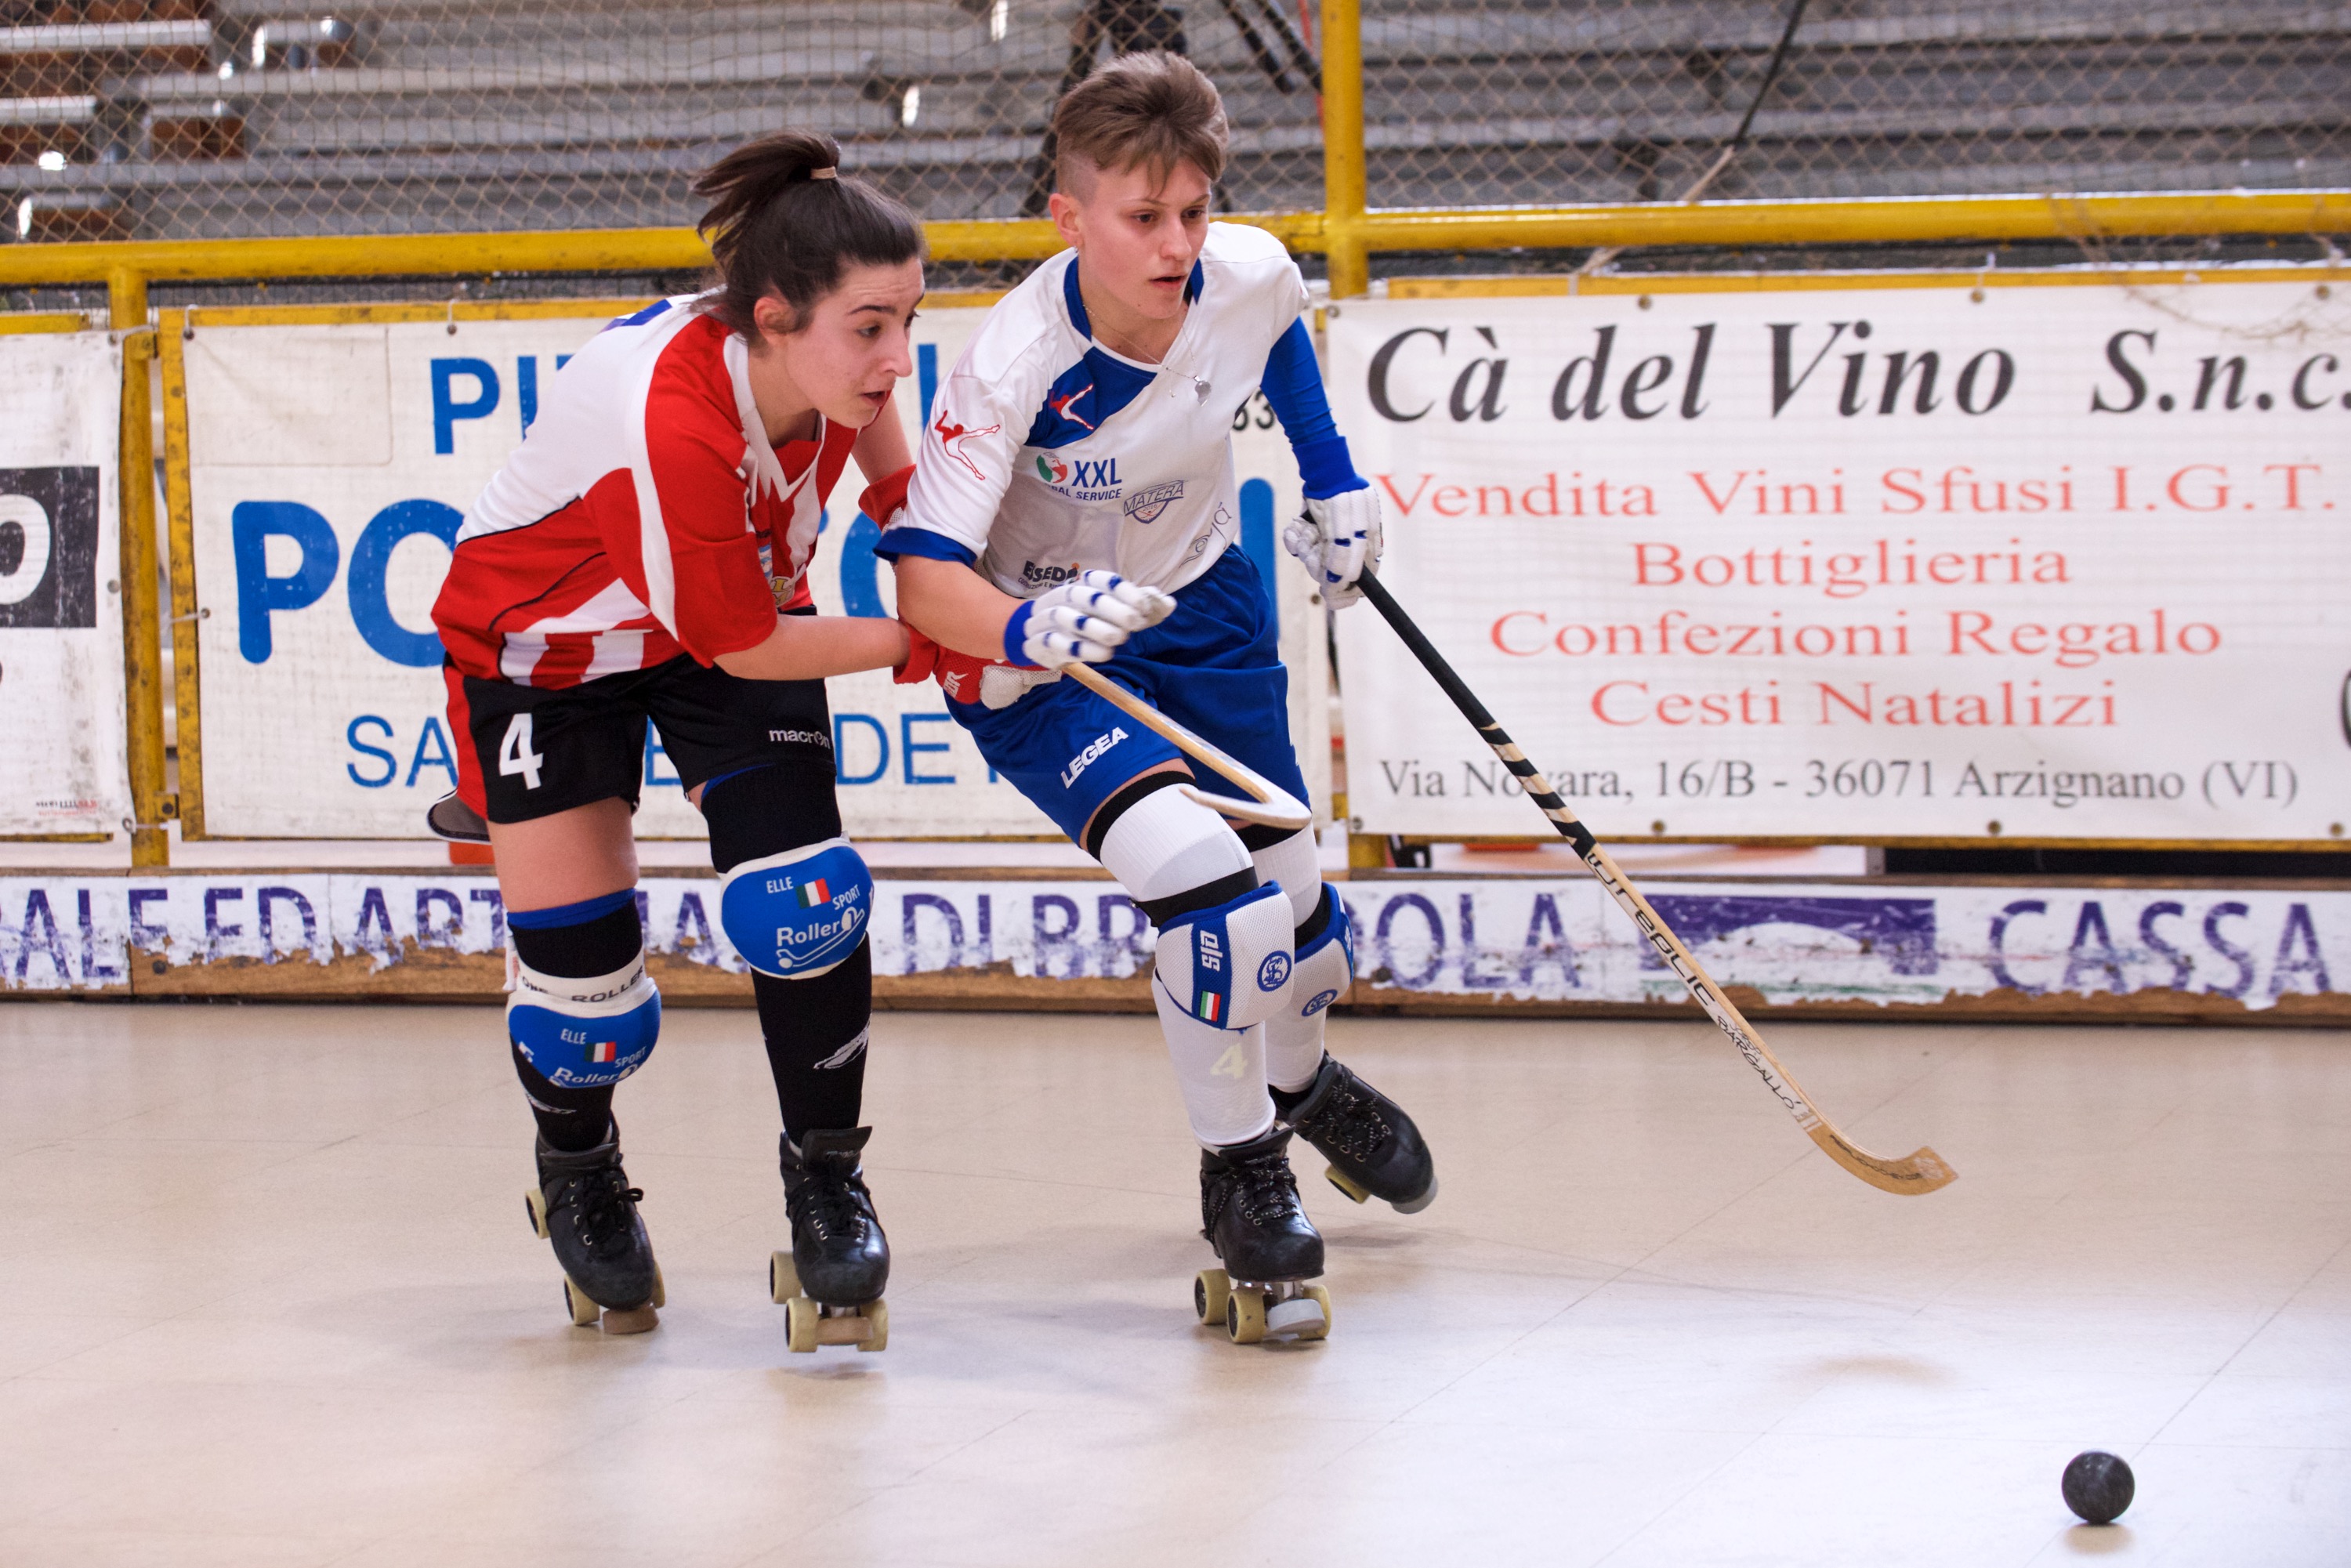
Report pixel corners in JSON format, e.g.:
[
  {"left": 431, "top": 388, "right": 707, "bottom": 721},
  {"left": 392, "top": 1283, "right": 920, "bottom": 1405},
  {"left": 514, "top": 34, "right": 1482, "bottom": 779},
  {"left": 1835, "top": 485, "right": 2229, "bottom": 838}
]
[
  {"left": 1808, "top": 1127, "right": 1958, "bottom": 1195},
  {"left": 1177, "top": 783, "right": 1311, "bottom": 833}
]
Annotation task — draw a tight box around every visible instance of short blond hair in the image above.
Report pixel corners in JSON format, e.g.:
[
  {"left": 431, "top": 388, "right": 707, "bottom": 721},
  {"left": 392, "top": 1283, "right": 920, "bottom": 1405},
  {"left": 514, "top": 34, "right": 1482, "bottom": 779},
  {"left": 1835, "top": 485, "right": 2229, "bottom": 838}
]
[{"left": 1052, "top": 51, "right": 1229, "bottom": 195}]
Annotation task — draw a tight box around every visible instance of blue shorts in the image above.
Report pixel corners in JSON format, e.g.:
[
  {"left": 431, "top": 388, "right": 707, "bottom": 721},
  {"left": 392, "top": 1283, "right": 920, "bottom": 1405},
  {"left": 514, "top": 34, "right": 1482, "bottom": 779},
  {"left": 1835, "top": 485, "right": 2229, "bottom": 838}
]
[{"left": 949, "top": 548, "right": 1309, "bottom": 846}]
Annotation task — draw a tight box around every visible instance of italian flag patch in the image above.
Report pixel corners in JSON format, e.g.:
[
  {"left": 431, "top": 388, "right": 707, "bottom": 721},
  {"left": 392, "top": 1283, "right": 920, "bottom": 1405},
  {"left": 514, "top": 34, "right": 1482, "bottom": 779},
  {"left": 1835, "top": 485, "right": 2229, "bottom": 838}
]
[
  {"left": 796, "top": 878, "right": 831, "bottom": 907},
  {"left": 1194, "top": 990, "right": 1223, "bottom": 1024}
]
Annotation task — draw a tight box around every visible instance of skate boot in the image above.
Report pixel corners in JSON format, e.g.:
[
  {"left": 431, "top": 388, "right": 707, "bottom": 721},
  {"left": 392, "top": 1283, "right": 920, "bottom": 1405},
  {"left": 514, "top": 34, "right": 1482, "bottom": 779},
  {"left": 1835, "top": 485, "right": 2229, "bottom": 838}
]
[
  {"left": 770, "top": 1127, "right": 889, "bottom": 1353},
  {"left": 523, "top": 1132, "right": 664, "bottom": 1334},
  {"left": 1286, "top": 1054, "right": 1438, "bottom": 1214},
  {"left": 1194, "top": 1127, "right": 1331, "bottom": 1345}
]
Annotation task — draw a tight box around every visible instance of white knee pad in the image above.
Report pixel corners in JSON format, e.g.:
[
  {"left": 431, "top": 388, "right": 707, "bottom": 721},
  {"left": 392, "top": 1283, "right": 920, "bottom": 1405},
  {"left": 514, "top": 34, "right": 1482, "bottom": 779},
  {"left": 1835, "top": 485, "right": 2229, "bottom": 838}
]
[
  {"left": 1250, "top": 826, "right": 1322, "bottom": 926},
  {"left": 1154, "top": 881, "right": 1295, "bottom": 1032},
  {"left": 1097, "top": 783, "right": 1252, "bottom": 904},
  {"left": 507, "top": 950, "right": 662, "bottom": 1089},
  {"left": 719, "top": 836, "right": 873, "bottom": 979}
]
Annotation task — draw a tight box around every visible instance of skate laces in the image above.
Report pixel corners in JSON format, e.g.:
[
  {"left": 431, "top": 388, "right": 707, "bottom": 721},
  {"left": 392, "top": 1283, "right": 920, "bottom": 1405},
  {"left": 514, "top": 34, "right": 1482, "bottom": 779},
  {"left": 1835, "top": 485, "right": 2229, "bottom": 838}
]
[
  {"left": 1214, "top": 1148, "right": 1304, "bottom": 1230},
  {"left": 1300, "top": 1070, "right": 1389, "bottom": 1162},
  {"left": 560, "top": 1164, "right": 643, "bottom": 1255},
  {"left": 790, "top": 1158, "right": 874, "bottom": 1244}
]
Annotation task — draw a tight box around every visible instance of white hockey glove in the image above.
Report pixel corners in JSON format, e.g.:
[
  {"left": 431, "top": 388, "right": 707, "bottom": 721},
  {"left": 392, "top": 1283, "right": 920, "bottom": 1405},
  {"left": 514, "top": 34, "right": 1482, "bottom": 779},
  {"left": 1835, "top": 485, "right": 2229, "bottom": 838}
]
[
  {"left": 1282, "top": 486, "right": 1384, "bottom": 608},
  {"left": 1008, "top": 570, "right": 1176, "bottom": 669}
]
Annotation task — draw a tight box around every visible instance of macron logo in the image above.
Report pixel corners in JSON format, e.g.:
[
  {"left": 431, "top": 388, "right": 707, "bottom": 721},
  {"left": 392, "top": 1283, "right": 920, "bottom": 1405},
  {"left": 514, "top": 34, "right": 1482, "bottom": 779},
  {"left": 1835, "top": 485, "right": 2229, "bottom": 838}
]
[{"left": 1060, "top": 726, "right": 1128, "bottom": 788}]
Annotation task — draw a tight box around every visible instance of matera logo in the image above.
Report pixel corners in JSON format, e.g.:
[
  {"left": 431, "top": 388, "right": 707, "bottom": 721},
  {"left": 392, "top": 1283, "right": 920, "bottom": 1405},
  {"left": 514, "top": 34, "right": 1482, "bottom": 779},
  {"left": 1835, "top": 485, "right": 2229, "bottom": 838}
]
[
  {"left": 932, "top": 410, "right": 998, "bottom": 482},
  {"left": 1122, "top": 480, "right": 1183, "bottom": 524}
]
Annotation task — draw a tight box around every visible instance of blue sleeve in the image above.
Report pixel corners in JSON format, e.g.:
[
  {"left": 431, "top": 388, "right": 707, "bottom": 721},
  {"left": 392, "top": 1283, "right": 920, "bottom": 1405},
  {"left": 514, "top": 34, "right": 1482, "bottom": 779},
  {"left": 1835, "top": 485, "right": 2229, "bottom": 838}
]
[
  {"left": 872, "top": 526, "right": 977, "bottom": 567},
  {"left": 1259, "top": 317, "right": 1367, "bottom": 499}
]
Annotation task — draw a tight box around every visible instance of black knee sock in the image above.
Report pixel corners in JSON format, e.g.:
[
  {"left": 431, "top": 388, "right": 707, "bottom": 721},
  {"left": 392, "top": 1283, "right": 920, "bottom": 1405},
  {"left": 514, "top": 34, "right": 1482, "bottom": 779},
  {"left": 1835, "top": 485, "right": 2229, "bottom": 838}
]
[
  {"left": 512, "top": 1044, "right": 617, "bottom": 1153},
  {"left": 752, "top": 940, "right": 872, "bottom": 1144},
  {"left": 508, "top": 896, "right": 642, "bottom": 1153}
]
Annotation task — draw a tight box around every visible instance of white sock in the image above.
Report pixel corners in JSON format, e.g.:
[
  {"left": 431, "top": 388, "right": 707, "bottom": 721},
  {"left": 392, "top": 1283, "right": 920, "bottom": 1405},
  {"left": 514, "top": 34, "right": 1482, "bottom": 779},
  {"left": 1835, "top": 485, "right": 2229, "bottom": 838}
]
[
  {"left": 1248, "top": 826, "right": 1321, "bottom": 925},
  {"left": 1097, "top": 785, "right": 1251, "bottom": 902},
  {"left": 1151, "top": 982, "right": 1275, "bottom": 1147}
]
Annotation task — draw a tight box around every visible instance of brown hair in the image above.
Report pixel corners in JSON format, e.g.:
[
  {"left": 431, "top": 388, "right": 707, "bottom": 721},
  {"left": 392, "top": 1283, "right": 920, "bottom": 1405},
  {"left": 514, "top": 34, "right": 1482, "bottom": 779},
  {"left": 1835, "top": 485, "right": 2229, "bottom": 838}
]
[
  {"left": 1052, "top": 51, "right": 1229, "bottom": 195},
  {"left": 691, "top": 130, "right": 926, "bottom": 339}
]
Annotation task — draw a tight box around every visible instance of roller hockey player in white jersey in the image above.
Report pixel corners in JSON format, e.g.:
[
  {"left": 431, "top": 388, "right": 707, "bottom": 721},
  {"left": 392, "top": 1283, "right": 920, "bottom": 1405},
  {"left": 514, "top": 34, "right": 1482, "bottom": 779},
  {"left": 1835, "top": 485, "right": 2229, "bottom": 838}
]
[{"left": 868, "top": 52, "right": 1433, "bottom": 1343}]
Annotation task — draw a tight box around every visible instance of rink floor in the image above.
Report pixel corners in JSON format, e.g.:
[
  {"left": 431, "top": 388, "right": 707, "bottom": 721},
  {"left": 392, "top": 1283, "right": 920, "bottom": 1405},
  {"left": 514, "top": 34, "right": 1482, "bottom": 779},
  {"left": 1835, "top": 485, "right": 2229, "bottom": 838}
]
[{"left": 2, "top": 1001, "right": 2346, "bottom": 1566}]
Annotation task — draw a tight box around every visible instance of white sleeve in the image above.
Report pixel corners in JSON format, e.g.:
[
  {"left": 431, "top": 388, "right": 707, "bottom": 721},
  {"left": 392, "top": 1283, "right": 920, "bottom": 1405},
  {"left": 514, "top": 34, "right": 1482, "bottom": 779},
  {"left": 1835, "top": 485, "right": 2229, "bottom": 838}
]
[{"left": 897, "top": 364, "right": 1032, "bottom": 563}]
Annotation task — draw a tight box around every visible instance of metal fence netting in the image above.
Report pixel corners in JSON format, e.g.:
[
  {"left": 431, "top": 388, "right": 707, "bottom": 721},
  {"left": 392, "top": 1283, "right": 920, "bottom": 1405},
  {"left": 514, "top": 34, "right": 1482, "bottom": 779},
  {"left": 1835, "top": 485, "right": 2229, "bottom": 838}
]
[{"left": 0, "top": 1, "right": 2342, "bottom": 244}]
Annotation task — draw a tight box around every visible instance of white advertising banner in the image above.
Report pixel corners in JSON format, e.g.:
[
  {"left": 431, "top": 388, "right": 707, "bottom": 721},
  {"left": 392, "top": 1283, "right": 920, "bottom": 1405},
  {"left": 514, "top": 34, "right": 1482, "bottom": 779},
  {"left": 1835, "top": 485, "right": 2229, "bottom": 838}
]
[
  {"left": 5, "top": 872, "right": 2338, "bottom": 1012},
  {"left": 179, "top": 302, "right": 1325, "bottom": 842},
  {"left": 0, "top": 331, "right": 126, "bottom": 838},
  {"left": 1328, "top": 273, "right": 2350, "bottom": 842}
]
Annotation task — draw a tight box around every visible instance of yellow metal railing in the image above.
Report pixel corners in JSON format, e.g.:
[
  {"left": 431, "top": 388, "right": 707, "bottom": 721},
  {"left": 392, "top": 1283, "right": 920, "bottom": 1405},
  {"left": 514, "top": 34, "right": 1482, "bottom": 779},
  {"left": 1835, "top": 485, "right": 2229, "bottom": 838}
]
[{"left": 2, "top": 0, "right": 2346, "bottom": 864}]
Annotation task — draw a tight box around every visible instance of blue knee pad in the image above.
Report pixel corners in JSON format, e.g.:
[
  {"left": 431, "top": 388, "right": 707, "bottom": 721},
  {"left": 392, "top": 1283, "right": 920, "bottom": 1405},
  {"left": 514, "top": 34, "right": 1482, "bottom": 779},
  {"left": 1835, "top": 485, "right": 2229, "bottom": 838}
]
[
  {"left": 1154, "top": 880, "right": 1295, "bottom": 1030},
  {"left": 719, "top": 835, "right": 874, "bottom": 979},
  {"left": 1290, "top": 884, "right": 1355, "bottom": 1019},
  {"left": 508, "top": 952, "right": 661, "bottom": 1089}
]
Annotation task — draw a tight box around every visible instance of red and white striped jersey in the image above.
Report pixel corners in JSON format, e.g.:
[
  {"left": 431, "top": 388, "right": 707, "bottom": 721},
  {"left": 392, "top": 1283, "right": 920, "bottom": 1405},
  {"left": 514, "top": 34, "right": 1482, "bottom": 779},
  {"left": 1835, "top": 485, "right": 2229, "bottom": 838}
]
[{"left": 432, "top": 295, "right": 857, "bottom": 687}]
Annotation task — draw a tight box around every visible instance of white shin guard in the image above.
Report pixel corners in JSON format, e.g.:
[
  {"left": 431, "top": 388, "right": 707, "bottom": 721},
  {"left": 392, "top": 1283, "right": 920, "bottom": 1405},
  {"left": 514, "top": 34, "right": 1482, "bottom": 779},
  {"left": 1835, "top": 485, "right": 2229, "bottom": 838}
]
[{"left": 1151, "top": 983, "right": 1276, "bottom": 1147}]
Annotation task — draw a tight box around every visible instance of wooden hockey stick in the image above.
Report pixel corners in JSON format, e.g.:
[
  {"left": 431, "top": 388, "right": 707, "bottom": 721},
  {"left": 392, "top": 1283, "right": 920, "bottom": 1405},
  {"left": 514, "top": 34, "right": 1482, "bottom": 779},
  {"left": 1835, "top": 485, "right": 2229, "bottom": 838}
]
[
  {"left": 1063, "top": 661, "right": 1313, "bottom": 833},
  {"left": 1357, "top": 571, "right": 1954, "bottom": 1197}
]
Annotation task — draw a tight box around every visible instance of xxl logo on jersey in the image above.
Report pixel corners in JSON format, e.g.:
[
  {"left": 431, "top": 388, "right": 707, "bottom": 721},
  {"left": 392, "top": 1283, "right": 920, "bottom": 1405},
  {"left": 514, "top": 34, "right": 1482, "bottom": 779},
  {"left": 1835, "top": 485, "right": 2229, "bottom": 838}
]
[
  {"left": 1034, "top": 454, "right": 1121, "bottom": 498},
  {"left": 1121, "top": 480, "right": 1183, "bottom": 524}
]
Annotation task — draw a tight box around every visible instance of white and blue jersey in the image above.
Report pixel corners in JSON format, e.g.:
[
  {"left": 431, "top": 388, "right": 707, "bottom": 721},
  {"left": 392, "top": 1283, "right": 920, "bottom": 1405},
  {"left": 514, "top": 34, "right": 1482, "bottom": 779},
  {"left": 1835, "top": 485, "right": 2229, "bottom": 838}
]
[
  {"left": 879, "top": 223, "right": 1365, "bottom": 840},
  {"left": 878, "top": 222, "right": 1359, "bottom": 596}
]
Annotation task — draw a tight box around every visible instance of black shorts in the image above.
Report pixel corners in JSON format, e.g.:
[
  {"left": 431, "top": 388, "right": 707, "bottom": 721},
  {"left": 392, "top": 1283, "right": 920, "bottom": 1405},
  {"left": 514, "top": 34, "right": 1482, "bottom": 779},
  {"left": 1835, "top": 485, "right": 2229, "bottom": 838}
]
[{"left": 446, "top": 650, "right": 836, "bottom": 825}]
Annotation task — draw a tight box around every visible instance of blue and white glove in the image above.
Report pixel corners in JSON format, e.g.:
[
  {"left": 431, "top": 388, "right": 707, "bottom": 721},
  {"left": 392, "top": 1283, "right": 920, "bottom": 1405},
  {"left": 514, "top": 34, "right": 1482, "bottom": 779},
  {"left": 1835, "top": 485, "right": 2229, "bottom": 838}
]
[
  {"left": 1282, "top": 487, "right": 1383, "bottom": 608},
  {"left": 1005, "top": 570, "right": 1176, "bottom": 669}
]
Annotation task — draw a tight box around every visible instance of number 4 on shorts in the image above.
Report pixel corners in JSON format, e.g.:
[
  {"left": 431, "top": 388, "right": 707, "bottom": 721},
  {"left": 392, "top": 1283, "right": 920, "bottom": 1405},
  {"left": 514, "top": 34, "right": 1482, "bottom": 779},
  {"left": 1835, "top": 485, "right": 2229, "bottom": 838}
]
[{"left": 499, "top": 712, "right": 545, "bottom": 790}]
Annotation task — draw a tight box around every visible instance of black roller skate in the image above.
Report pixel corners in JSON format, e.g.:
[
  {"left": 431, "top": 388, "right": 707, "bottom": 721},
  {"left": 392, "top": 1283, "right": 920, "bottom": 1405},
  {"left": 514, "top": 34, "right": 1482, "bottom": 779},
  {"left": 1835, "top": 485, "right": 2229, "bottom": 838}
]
[
  {"left": 771, "top": 1127, "right": 889, "bottom": 1353},
  {"left": 1194, "top": 1127, "right": 1331, "bottom": 1345},
  {"left": 523, "top": 1132, "right": 664, "bottom": 1334},
  {"left": 1286, "top": 1054, "right": 1438, "bottom": 1214}
]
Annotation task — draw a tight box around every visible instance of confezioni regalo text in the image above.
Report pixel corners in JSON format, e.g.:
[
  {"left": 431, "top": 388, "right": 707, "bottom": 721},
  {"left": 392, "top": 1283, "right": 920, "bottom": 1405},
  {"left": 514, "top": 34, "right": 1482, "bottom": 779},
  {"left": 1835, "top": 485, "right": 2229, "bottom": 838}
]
[{"left": 1328, "top": 276, "right": 2349, "bottom": 841}]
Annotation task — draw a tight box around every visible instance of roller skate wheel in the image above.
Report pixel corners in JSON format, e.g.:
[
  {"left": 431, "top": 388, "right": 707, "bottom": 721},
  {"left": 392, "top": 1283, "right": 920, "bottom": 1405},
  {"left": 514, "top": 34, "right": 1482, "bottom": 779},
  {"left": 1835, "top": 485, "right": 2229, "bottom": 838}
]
[
  {"left": 561, "top": 1275, "right": 600, "bottom": 1327},
  {"left": 1324, "top": 1165, "right": 1371, "bottom": 1205},
  {"left": 1194, "top": 1269, "right": 1231, "bottom": 1325},
  {"left": 1393, "top": 1173, "right": 1439, "bottom": 1215},
  {"left": 1226, "top": 1288, "right": 1267, "bottom": 1345},
  {"left": 1302, "top": 1284, "right": 1332, "bottom": 1340},
  {"left": 856, "top": 1299, "right": 889, "bottom": 1353},
  {"left": 770, "top": 1251, "right": 800, "bottom": 1305},
  {"left": 649, "top": 1262, "right": 666, "bottom": 1310},
  {"left": 1266, "top": 1294, "right": 1326, "bottom": 1339},
  {"left": 600, "top": 1303, "right": 659, "bottom": 1336},
  {"left": 524, "top": 1186, "right": 552, "bottom": 1239},
  {"left": 785, "top": 1294, "right": 821, "bottom": 1353}
]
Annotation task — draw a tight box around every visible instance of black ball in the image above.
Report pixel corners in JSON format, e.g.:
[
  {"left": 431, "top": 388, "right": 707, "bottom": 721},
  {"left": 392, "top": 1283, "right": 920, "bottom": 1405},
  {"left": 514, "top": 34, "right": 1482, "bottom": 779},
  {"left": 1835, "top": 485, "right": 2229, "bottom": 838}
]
[{"left": 2062, "top": 1451, "right": 2135, "bottom": 1525}]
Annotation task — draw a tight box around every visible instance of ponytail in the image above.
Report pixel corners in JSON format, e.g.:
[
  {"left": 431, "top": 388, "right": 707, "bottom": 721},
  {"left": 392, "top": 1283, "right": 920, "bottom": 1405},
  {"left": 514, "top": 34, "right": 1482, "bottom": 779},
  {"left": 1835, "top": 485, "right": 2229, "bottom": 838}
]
[{"left": 692, "top": 130, "right": 926, "bottom": 339}]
